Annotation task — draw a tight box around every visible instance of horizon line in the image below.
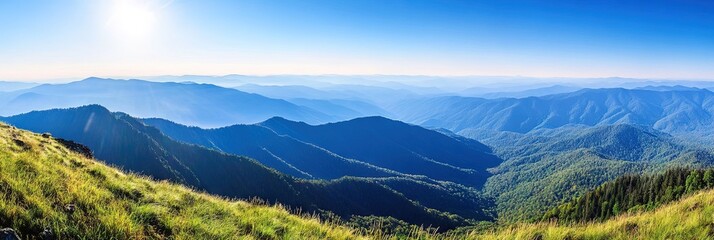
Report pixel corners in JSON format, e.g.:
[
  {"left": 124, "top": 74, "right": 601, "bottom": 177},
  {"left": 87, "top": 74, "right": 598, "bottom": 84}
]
[{"left": 4, "top": 74, "right": 714, "bottom": 83}]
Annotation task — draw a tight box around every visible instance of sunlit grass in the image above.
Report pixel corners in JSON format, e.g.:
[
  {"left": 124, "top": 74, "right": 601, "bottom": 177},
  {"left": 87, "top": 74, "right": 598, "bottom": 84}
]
[
  {"left": 477, "top": 189, "right": 714, "bottom": 240},
  {"left": 0, "top": 123, "right": 361, "bottom": 239}
]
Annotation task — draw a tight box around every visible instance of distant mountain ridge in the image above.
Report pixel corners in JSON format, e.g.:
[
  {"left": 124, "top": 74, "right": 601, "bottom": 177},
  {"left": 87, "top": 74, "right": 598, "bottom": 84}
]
[
  {"left": 0, "top": 81, "right": 39, "bottom": 92},
  {"left": 392, "top": 88, "right": 714, "bottom": 137},
  {"left": 466, "top": 85, "right": 582, "bottom": 99},
  {"left": 0, "top": 77, "right": 335, "bottom": 127}
]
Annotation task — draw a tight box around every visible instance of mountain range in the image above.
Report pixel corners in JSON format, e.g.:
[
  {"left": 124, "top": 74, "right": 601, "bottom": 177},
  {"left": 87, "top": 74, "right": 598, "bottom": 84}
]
[
  {"left": 0, "top": 81, "right": 39, "bottom": 92},
  {"left": 0, "top": 78, "right": 335, "bottom": 127},
  {"left": 142, "top": 115, "right": 500, "bottom": 188},
  {"left": 391, "top": 88, "right": 714, "bottom": 138},
  {"left": 0, "top": 105, "right": 496, "bottom": 229}
]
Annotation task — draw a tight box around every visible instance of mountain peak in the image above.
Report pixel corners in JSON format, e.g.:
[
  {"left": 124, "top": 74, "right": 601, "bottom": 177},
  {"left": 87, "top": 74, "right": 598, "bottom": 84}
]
[
  {"left": 80, "top": 77, "right": 115, "bottom": 82},
  {"left": 70, "top": 104, "right": 112, "bottom": 113},
  {"left": 348, "top": 115, "right": 394, "bottom": 122},
  {"left": 82, "top": 76, "right": 104, "bottom": 81},
  {"left": 260, "top": 116, "right": 306, "bottom": 126}
]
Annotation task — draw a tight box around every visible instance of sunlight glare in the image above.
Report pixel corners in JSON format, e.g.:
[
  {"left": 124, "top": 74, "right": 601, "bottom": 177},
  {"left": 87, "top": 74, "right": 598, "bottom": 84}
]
[{"left": 108, "top": 0, "right": 157, "bottom": 40}]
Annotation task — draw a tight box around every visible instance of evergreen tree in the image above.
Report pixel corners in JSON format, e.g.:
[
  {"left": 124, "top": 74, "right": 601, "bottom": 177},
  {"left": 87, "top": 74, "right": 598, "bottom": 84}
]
[
  {"left": 704, "top": 169, "right": 714, "bottom": 188},
  {"left": 612, "top": 202, "right": 620, "bottom": 216},
  {"left": 685, "top": 170, "right": 702, "bottom": 194},
  {"left": 544, "top": 167, "right": 714, "bottom": 223}
]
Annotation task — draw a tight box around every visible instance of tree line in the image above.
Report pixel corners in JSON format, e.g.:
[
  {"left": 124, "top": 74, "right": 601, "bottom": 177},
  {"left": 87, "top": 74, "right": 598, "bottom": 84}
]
[{"left": 542, "top": 167, "right": 714, "bottom": 223}]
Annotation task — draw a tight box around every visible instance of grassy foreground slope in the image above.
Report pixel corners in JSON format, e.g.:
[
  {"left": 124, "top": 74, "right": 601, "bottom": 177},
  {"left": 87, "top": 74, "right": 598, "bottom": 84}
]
[
  {"left": 0, "top": 122, "right": 360, "bottom": 239},
  {"left": 478, "top": 188, "right": 714, "bottom": 240}
]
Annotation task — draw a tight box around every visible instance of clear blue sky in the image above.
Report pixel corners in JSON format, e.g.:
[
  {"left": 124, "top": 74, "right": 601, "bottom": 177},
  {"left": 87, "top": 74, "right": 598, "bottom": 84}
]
[{"left": 1, "top": 0, "right": 713, "bottom": 80}]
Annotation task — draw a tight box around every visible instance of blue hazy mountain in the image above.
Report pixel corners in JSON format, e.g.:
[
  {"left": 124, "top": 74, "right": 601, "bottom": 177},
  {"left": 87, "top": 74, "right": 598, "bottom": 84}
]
[
  {"left": 143, "top": 116, "right": 500, "bottom": 188},
  {"left": 472, "top": 85, "right": 582, "bottom": 99},
  {"left": 161, "top": 74, "right": 450, "bottom": 94},
  {"left": 0, "top": 81, "right": 39, "bottom": 92},
  {"left": 287, "top": 98, "right": 391, "bottom": 120},
  {"left": 234, "top": 84, "right": 407, "bottom": 119},
  {"left": 0, "top": 105, "right": 495, "bottom": 229},
  {"left": 634, "top": 85, "right": 705, "bottom": 92},
  {"left": 258, "top": 116, "right": 502, "bottom": 188},
  {"left": 141, "top": 117, "right": 400, "bottom": 180},
  {"left": 0, "top": 77, "right": 335, "bottom": 127},
  {"left": 236, "top": 82, "right": 427, "bottom": 105},
  {"left": 392, "top": 88, "right": 714, "bottom": 136},
  {"left": 235, "top": 84, "right": 345, "bottom": 99}
]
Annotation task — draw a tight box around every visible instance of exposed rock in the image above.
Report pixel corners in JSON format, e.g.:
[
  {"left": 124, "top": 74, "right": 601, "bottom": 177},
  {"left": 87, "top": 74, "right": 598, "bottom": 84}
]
[
  {"left": 55, "top": 138, "right": 93, "bottom": 159},
  {"left": 625, "top": 222, "right": 639, "bottom": 234},
  {"left": 39, "top": 227, "right": 54, "bottom": 240},
  {"left": 0, "top": 228, "right": 21, "bottom": 240},
  {"left": 65, "top": 203, "right": 76, "bottom": 214},
  {"left": 12, "top": 139, "right": 31, "bottom": 151}
]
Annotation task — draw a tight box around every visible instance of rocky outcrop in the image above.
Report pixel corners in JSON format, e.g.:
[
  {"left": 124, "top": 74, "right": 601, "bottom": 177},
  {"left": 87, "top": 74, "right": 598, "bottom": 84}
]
[
  {"left": 55, "top": 138, "right": 93, "bottom": 159},
  {"left": 0, "top": 228, "right": 21, "bottom": 240}
]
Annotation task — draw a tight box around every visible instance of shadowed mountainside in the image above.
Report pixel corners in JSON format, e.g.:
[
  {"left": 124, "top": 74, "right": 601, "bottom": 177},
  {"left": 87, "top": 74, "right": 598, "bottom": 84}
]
[
  {"left": 143, "top": 116, "right": 501, "bottom": 189},
  {"left": 258, "top": 116, "right": 502, "bottom": 188}
]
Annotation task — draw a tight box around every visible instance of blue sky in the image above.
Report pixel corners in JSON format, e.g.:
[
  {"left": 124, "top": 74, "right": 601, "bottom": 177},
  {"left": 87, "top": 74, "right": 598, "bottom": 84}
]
[{"left": 1, "top": 0, "right": 713, "bottom": 80}]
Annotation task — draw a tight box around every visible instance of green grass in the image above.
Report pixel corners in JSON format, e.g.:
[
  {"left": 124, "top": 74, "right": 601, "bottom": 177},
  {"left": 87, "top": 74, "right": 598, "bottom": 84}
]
[
  {"left": 477, "top": 188, "right": 714, "bottom": 239},
  {"left": 0, "top": 123, "right": 362, "bottom": 239}
]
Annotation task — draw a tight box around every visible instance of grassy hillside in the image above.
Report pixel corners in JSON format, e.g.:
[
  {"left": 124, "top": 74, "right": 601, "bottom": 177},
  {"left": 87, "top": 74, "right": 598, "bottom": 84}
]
[
  {"left": 479, "top": 188, "right": 714, "bottom": 239},
  {"left": 0, "top": 122, "right": 361, "bottom": 239}
]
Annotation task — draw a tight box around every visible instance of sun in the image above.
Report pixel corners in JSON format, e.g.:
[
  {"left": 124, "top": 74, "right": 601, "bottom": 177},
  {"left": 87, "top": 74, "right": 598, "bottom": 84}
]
[{"left": 108, "top": 0, "right": 157, "bottom": 40}]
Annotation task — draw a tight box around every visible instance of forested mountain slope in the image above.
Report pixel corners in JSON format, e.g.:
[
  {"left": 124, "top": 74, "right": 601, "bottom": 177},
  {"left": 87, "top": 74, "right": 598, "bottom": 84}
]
[
  {"left": 142, "top": 117, "right": 400, "bottom": 180},
  {"left": 144, "top": 116, "right": 500, "bottom": 189},
  {"left": 477, "top": 124, "right": 714, "bottom": 221},
  {"left": 543, "top": 167, "right": 714, "bottom": 223},
  {"left": 259, "top": 116, "right": 502, "bottom": 188}
]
